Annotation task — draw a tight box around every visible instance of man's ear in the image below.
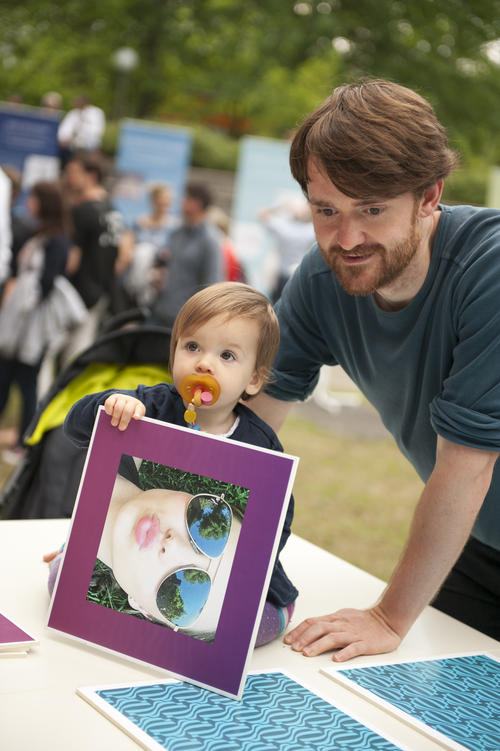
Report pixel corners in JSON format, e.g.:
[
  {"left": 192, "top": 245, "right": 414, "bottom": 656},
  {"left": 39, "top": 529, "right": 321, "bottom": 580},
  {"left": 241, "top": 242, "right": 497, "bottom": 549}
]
[{"left": 419, "top": 179, "right": 444, "bottom": 218}]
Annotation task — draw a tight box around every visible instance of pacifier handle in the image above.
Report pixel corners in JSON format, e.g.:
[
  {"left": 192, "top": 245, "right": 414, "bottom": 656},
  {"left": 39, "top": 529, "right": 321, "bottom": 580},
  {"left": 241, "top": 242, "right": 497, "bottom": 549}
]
[{"left": 179, "top": 374, "right": 221, "bottom": 429}]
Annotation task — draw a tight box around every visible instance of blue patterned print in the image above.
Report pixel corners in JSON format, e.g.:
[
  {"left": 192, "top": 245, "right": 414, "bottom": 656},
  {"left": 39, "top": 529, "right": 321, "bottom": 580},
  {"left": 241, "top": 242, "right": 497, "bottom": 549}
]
[
  {"left": 96, "top": 672, "right": 402, "bottom": 750},
  {"left": 339, "top": 654, "right": 500, "bottom": 751}
]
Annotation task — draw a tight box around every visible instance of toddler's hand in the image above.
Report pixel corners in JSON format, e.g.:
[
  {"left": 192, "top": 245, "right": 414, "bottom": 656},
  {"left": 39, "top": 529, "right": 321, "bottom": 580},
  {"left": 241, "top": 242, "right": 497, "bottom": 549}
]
[{"left": 104, "top": 394, "right": 146, "bottom": 431}]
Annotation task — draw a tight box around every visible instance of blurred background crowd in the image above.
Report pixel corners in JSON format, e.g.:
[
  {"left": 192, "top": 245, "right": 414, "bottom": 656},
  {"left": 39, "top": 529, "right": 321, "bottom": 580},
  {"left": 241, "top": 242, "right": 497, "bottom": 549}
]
[{"left": 1, "top": 0, "right": 500, "bottom": 576}]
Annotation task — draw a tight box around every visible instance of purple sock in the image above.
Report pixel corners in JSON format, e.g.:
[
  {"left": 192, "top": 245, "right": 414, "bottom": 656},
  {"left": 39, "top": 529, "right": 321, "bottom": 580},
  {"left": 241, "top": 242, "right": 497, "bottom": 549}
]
[{"left": 255, "top": 601, "right": 295, "bottom": 648}]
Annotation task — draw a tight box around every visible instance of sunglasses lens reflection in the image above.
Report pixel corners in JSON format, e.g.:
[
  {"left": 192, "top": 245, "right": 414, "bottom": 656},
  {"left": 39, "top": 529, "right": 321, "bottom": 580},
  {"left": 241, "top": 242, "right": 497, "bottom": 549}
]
[
  {"left": 156, "top": 569, "right": 211, "bottom": 627},
  {"left": 186, "top": 495, "right": 231, "bottom": 558}
]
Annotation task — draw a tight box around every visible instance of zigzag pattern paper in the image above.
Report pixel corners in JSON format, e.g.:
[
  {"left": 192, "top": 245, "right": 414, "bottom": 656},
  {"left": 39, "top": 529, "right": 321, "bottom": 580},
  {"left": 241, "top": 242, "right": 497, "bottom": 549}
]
[
  {"left": 332, "top": 654, "right": 500, "bottom": 751},
  {"left": 89, "top": 672, "right": 402, "bottom": 750}
]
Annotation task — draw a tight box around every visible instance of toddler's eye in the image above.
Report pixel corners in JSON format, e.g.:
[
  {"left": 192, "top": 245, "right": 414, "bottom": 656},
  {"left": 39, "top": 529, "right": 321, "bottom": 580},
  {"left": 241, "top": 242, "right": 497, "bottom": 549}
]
[
  {"left": 220, "top": 350, "right": 235, "bottom": 361},
  {"left": 186, "top": 341, "right": 199, "bottom": 352}
]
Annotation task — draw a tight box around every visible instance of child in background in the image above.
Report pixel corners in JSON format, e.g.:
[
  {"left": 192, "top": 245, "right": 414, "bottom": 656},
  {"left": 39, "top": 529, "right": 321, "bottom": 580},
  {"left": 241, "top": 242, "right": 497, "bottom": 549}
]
[{"left": 48, "top": 282, "right": 298, "bottom": 646}]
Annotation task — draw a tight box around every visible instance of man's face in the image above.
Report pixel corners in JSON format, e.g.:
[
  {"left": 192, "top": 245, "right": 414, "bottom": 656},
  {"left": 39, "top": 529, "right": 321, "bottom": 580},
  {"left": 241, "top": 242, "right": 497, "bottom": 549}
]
[
  {"left": 182, "top": 194, "right": 203, "bottom": 224},
  {"left": 306, "top": 158, "right": 423, "bottom": 297},
  {"left": 63, "top": 160, "right": 88, "bottom": 193}
]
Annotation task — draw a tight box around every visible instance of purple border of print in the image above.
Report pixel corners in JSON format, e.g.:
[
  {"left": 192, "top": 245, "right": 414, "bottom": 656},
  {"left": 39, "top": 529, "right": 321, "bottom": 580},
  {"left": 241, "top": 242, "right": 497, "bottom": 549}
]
[
  {"left": 48, "top": 408, "right": 296, "bottom": 698},
  {"left": 0, "top": 612, "right": 36, "bottom": 645}
]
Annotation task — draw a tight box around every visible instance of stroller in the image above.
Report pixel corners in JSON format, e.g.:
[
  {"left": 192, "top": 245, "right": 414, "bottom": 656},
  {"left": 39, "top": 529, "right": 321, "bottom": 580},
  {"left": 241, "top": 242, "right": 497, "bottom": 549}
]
[{"left": 0, "top": 311, "right": 171, "bottom": 519}]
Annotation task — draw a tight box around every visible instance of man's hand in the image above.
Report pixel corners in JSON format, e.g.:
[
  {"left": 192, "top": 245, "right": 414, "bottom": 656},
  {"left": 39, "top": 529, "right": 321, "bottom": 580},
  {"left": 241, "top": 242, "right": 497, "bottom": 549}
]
[
  {"left": 284, "top": 605, "right": 401, "bottom": 662},
  {"left": 104, "top": 394, "right": 146, "bottom": 430}
]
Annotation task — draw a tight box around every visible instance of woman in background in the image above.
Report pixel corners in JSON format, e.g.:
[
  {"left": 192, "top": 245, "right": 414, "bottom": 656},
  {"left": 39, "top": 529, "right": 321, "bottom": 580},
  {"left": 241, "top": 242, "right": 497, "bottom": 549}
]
[{"left": 0, "top": 180, "right": 76, "bottom": 461}]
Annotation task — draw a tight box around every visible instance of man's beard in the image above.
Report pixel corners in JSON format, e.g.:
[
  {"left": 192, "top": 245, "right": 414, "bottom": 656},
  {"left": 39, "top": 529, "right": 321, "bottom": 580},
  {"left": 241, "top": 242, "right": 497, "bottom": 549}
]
[{"left": 319, "top": 211, "right": 421, "bottom": 297}]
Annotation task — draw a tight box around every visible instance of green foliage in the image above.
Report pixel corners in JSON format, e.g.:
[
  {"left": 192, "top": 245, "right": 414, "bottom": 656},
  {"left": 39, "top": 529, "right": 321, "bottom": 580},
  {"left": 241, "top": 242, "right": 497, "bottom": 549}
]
[
  {"left": 2, "top": 0, "right": 500, "bottom": 167},
  {"left": 187, "top": 496, "right": 231, "bottom": 542},
  {"left": 190, "top": 124, "right": 239, "bottom": 171},
  {"left": 86, "top": 558, "right": 146, "bottom": 619},
  {"left": 137, "top": 460, "right": 249, "bottom": 518},
  {"left": 156, "top": 572, "right": 186, "bottom": 622},
  {"left": 442, "top": 163, "right": 489, "bottom": 206}
]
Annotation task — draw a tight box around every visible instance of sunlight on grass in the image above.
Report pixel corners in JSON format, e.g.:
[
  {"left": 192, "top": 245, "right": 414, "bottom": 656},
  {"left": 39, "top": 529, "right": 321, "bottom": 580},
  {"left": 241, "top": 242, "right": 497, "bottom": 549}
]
[{"left": 280, "top": 414, "right": 424, "bottom": 582}]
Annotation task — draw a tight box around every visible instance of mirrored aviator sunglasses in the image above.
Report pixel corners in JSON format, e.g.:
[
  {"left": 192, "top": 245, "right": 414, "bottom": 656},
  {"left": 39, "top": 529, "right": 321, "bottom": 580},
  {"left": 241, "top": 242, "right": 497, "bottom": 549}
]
[{"left": 156, "top": 493, "right": 233, "bottom": 630}]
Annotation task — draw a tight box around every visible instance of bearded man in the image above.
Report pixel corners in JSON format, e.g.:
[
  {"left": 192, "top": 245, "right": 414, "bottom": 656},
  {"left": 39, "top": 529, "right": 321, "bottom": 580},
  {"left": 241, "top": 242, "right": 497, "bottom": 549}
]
[{"left": 251, "top": 79, "right": 500, "bottom": 660}]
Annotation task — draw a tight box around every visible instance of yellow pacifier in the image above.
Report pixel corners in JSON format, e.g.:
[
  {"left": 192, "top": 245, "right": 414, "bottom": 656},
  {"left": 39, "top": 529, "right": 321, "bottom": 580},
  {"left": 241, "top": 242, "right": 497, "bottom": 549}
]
[{"left": 179, "top": 374, "right": 221, "bottom": 429}]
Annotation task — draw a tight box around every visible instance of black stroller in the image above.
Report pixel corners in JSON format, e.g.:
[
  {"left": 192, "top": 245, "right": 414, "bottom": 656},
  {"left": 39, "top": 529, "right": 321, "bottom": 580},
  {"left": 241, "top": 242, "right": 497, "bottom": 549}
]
[{"left": 0, "top": 312, "right": 171, "bottom": 519}]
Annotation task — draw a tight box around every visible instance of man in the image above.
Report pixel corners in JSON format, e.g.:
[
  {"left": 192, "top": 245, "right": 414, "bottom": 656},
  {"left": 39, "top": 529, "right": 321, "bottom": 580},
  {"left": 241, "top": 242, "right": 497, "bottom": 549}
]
[
  {"left": 250, "top": 79, "right": 500, "bottom": 661},
  {"left": 149, "top": 182, "right": 223, "bottom": 328},
  {"left": 57, "top": 95, "right": 106, "bottom": 168},
  {"left": 62, "top": 151, "right": 124, "bottom": 362}
]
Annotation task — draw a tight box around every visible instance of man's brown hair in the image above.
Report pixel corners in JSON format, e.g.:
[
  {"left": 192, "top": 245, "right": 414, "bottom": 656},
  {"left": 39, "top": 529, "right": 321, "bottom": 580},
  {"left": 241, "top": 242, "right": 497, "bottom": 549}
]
[
  {"left": 170, "top": 282, "right": 279, "bottom": 398},
  {"left": 290, "top": 79, "right": 458, "bottom": 199}
]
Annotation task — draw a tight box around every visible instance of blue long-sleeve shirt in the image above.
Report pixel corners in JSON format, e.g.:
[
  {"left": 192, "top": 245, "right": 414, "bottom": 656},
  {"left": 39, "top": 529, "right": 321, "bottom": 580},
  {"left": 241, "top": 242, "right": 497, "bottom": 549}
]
[{"left": 267, "top": 204, "right": 500, "bottom": 551}]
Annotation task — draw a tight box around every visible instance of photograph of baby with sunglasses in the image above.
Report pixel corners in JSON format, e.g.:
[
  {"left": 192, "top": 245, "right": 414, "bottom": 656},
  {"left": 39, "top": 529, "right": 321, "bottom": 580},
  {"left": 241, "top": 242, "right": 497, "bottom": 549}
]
[{"left": 86, "top": 456, "right": 246, "bottom": 641}]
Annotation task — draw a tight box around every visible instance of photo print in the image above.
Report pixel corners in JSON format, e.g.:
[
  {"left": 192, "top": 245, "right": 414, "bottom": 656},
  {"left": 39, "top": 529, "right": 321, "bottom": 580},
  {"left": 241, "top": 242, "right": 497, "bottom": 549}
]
[
  {"left": 87, "top": 455, "right": 249, "bottom": 643},
  {"left": 48, "top": 408, "right": 297, "bottom": 698}
]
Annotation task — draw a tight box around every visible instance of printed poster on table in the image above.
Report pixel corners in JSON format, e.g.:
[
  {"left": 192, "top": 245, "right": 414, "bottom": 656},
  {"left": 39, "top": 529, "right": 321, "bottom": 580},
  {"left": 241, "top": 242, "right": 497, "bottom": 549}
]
[
  {"left": 0, "top": 611, "right": 38, "bottom": 652},
  {"left": 324, "top": 652, "right": 500, "bottom": 751},
  {"left": 48, "top": 408, "right": 298, "bottom": 699},
  {"left": 77, "top": 670, "right": 409, "bottom": 751}
]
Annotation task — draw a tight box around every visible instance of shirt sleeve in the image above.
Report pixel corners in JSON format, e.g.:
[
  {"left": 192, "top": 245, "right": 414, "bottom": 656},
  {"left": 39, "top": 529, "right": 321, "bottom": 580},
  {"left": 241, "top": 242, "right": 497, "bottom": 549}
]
[
  {"left": 430, "top": 245, "right": 500, "bottom": 450},
  {"left": 266, "top": 250, "right": 338, "bottom": 402}
]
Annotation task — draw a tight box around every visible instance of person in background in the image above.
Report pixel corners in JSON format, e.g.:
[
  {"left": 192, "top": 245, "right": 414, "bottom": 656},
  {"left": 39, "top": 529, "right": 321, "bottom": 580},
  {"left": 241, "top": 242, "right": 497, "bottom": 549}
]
[
  {"left": 57, "top": 95, "right": 106, "bottom": 168},
  {"left": 0, "top": 166, "right": 12, "bottom": 295},
  {"left": 148, "top": 182, "right": 223, "bottom": 329},
  {"left": 61, "top": 151, "right": 125, "bottom": 364},
  {"left": 0, "top": 180, "right": 73, "bottom": 461},
  {"left": 259, "top": 196, "right": 315, "bottom": 302},
  {"left": 250, "top": 78, "right": 500, "bottom": 659},
  {"left": 207, "top": 205, "right": 246, "bottom": 283},
  {"left": 41, "top": 91, "right": 62, "bottom": 111},
  {"left": 120, "top": 183, "right": 177, "bottom": 307},
  {"left": 1, "top": 165, "right": 36, "bottom": 276}
]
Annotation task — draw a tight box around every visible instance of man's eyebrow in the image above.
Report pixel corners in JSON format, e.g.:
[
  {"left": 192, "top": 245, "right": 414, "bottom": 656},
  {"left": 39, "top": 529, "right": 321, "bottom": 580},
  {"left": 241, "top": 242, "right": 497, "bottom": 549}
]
[
  {"left": 308, "top": 197, "right": 332, "bottom": 206},
  {"left": 308, "top": 196, "right": 388, "bottom": 207}
]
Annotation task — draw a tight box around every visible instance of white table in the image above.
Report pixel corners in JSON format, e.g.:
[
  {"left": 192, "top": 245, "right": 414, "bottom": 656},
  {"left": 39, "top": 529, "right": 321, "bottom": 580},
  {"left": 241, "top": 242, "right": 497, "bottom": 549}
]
[{"left": 2, "top": 519, "right": 499, "bottom": 751}]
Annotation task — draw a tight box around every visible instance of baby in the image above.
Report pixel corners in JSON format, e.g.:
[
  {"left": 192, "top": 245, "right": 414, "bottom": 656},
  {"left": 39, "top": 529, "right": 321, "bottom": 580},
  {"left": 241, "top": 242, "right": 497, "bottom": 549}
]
[{"left": 51, "top": 282, "right": 298, "bottom": 646}]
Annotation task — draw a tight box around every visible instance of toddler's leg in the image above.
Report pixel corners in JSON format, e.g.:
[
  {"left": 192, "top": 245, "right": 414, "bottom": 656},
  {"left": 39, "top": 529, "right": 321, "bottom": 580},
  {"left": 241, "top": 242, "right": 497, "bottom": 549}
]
[
  {"left": 255, "top": 601, "right": 295, "bottom": 647},
  {"left": 46, "top": 548, "right": 64, "bottom": 596}
]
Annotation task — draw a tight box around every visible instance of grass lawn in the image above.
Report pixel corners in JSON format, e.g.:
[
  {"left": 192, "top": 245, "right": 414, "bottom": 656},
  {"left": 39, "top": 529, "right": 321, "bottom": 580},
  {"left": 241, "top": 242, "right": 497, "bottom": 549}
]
[{"left": 280, "top": 413, "right": 424, "bottom": 582}]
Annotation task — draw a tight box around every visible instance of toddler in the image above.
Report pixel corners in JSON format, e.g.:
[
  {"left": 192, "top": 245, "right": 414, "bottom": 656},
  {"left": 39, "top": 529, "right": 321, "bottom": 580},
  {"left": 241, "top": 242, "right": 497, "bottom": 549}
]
[{"left": 49, "top": 282, "right": 297, "bottom": 646}]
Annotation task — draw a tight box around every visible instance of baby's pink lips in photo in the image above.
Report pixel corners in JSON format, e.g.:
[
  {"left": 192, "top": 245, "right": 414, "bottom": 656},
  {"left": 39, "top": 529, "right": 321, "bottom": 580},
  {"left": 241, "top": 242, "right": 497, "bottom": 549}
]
[{"left": 135, "top": 514, "right": 160, "bottom": 550}]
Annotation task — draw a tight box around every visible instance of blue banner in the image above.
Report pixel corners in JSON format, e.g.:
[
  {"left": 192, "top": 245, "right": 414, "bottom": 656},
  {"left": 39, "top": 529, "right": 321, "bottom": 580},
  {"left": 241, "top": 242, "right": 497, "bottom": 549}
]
[
  {"left": 231, "top": 135, "right": 305, "bottom": 295},
  {"left": 0, "top": 103, "right": 61, "bottom": 204},
  {"left": 112, "top": 119, "right": 192, "bottom": 225}
]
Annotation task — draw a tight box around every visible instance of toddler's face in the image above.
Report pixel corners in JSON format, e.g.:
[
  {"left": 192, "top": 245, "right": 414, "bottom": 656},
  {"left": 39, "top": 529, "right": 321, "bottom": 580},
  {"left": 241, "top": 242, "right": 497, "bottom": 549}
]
[{"left": 172, "top": 314, "right": 263, "bottom": 419}]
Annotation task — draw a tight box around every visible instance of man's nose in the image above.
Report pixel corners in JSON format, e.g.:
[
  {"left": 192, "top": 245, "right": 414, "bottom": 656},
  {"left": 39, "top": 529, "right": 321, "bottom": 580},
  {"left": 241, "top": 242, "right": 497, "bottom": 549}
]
[{"left": 336, "top": 217, "right": 365, "bottom": 250}]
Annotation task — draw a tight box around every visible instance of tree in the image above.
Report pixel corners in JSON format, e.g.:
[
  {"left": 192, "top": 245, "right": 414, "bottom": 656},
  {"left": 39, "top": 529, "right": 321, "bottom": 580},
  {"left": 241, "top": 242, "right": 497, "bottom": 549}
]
[{"left": 1, "top": 0, "right": 500, "bottom": 171}]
